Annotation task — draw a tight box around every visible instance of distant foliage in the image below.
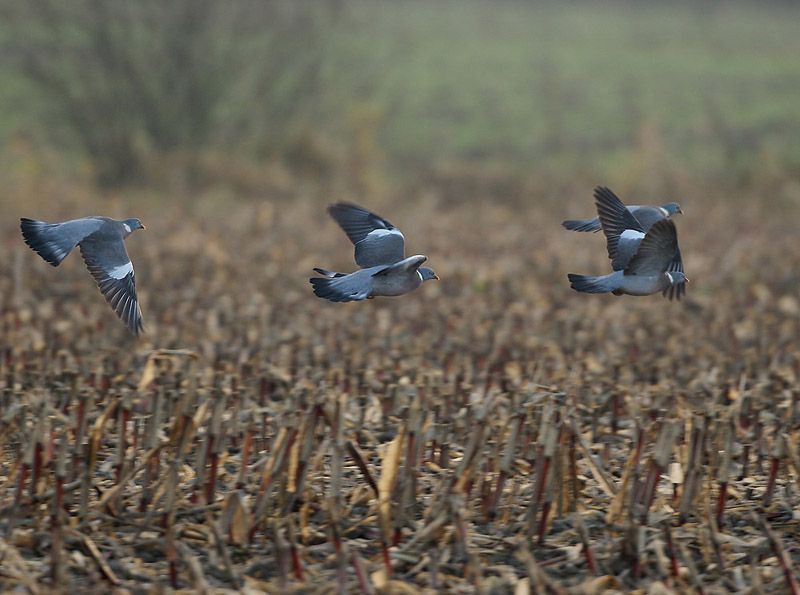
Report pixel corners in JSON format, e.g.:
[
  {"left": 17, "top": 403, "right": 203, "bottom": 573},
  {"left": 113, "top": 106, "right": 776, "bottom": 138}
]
[
  {"left": 3, "top": 1, "right": 800, "bottom": 188},
  {"left": 0, "top": 0, "right": 340, "bottom": 187}
]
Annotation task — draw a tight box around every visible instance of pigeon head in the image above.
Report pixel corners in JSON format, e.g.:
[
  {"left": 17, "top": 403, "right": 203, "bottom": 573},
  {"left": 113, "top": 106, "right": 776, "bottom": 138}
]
[
  {"left": 661, "top": 202, "right": 682, "bottom": 216},
  {"left": 666, "top": 271, "right": 688, "bottom": 286},
  {"left": 122, "top": 218, "right": 146, "bottom": 235},
  {"left": 419, "top": 267, "right": 439, "bottom": 282}
]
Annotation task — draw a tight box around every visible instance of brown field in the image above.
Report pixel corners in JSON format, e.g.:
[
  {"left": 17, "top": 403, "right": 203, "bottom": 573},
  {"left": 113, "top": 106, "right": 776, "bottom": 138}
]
[{"left": 1, "top": 175, "right": 799, "bottom": 593}]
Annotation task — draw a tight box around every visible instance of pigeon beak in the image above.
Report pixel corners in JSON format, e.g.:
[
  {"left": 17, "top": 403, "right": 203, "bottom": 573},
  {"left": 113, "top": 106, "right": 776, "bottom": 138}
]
[
  {"left": 678, "top": 207, "right": 684, "bottom": 214},
  {"left": 434, "top": 274, "right": 440, "bottom": 281},
  {"left": 684, "top": 277, "right": 690, "bottom": 283},
  {"left": 140, "top": 224, "right": 147, "bottom": 230}
]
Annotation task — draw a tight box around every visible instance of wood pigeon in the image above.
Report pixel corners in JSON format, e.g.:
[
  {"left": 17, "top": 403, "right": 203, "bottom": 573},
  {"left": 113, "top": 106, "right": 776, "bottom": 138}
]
[
  {"left": 310, "top": 203, "right": 438, "bottom": 302},
  {"left": 567, "top": 186, "right": 686, "bottom": 299},
  {"left": 568, "top": 188, "right": 688, "bottom": 298},
  {"left": 568, "top": 219, "right": 687, "bottom": 297},
  {"left": 20, "top": 216, "right": 146, "bottom": 334}
]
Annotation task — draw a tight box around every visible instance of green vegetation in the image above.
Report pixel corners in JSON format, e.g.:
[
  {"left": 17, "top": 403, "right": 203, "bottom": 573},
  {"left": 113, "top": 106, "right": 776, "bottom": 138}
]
[
  {"left": 1, "top": 0, "right": 799, "bottom": 184},
  {"left": 327, "top": 1, "right": 800, "bottom": 175}
]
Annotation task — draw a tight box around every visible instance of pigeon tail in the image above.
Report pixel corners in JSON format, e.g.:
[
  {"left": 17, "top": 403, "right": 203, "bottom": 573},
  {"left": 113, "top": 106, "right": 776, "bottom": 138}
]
[
  {"left": 20, "top": 218, "right": 74, "bottom": 266},
  {"left": 562, "top": 218, "right": 602, "bottom": 232},
  {"left": 567, "top": 273, "right": 617, "bottom": 294},
  {"left": 309, "top": 274, "right": 371, "bottom": 302},
  {"left": 663, "top": 282, "right": 685, "bottom": 301}
]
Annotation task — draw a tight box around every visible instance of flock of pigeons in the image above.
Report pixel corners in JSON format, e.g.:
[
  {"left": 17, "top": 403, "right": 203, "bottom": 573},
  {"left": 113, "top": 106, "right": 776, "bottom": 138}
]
[{"left": 19, "top": 186, "right": 685, "bottom": 336}]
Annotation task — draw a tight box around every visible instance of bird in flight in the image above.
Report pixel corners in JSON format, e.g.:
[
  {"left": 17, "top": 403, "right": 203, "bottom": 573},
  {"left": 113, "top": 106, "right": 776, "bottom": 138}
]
[
  {"left": 562, "top": 191, "right": 682, "bottom": 233},
  {"left": 566, "top": 186, "right": 686, "bottom": 299},
  {"left": 310, "top": 203, "right": 438, "bottom": 302},
  {"left": 568, "top": 188, "right": 687, "bottom": 298},
  {"left": 20, "top": 216, "right": 146, "bottom": 334}
]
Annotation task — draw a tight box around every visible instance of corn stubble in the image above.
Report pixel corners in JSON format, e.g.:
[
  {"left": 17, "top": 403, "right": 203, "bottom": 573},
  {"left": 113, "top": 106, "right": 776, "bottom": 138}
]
[{"left": 0, "top": 193, "right": 799, "bottom": 593}]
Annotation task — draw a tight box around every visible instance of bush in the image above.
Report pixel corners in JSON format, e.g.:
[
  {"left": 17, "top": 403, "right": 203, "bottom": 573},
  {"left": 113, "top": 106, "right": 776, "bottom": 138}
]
[{"left": 0, "top": 0, "right": 340, "bottom": 187}]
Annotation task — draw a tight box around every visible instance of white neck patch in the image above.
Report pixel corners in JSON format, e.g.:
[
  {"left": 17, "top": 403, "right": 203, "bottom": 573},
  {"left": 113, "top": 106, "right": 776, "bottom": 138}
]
[
  {"left": 659, "top": 207, "right": 670, "bottom": 218},
  {"left": 666, "top": 272, "right": 674, "bottom": 284},
  {"left": 123, "top": 223, "right": 132, "bottom": 234}
]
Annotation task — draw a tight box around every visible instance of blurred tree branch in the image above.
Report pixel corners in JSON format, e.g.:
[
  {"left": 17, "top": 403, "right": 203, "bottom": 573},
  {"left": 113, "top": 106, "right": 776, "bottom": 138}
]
[{"left": 0, "top": 0, "right": 340, "bottom": 188}]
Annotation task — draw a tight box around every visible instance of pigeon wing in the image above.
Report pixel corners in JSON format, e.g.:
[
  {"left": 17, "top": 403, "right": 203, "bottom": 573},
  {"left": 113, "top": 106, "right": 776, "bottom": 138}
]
[
  {"left": 662, "top": 246, "right": 686, "bottom": 300},
  {"left": 20, "top": 217, "right": 104, "bottom": 266},
  {"left": 594, "top": 187, "right": 646, "bottom": 269},
  {"left": 313, "top": 267, "right": 346, "bottom": 278},
  {"left": 624, "top": 219, "right": 678, "bottom": 277},
  {"left": 79, "top": 233, "right": 144, "bottom": 335},
  {"left": 328, "top": 203, "right": 405, "bottom": 267},
  {"left": 328, "top": 203, "right": 397, "bottom": 243},
  {"left": 371, "top": 254, "right": 427, "bottom": 277},
  {"left": 561, "top": 217, "right": 602, "bottom": 233}
]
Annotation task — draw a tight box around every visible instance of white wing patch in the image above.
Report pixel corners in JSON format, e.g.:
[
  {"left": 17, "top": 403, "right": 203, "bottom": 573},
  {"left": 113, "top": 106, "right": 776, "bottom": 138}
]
[
  {"left": 620, "top": 229, "right": 646, "bottom": 242},
  {"left": 109, "top": 261, "right": 133, "bottom": 279}
]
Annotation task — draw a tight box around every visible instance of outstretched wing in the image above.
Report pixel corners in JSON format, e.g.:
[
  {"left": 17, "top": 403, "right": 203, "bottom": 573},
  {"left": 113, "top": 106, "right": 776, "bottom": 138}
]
[
  {"left": 328, "top": 203, "right": 405, "bottom": 267},
  {"left": 79, "top": 233, "right": 144, "bottom": 335},
  {"left": 561, "top": 217, "right": 602, "bottom": 233},
  {"left": 662, "top": 247, "right": 686, "bottom": 300},
  {"left": 312, "top": 267, "right": 346, "bottom": 278},
  {"left": 594, "top": 187, "right": 646, "bottom": 270},
  {"left": 624, "top": 219, "right": 678, "bottom": 277},
  {"left": 20, "top": 217, "right": 104, "bottom": 266},
  {"left": 371, "top": 254, "right": 427, "bottom": 277}
]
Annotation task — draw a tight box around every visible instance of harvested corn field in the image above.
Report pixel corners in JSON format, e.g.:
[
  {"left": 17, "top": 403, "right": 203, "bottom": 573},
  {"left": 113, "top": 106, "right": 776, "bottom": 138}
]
[{"left": 1, "top": 181, "right": 799, "bottom": 593}]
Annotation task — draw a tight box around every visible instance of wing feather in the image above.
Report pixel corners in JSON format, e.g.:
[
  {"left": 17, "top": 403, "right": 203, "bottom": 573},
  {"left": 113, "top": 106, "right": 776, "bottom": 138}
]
[
  {"left": 594, "top": 187, "right": 646, "bottom": 270},
  {"left": 79, "top": 233, "right": 144, "bottom": 335},
  {"left": 624, "top": 219, "right": 678, "bottom": 277},
  {"left": 328, "top": 203, "right": 405, "bottom": 267},
  {"left": 371, "top": 255, "right": 426, "bottom": 277},
  {"left": 662, "top": 247, "right": 686, "bottom": 300}
]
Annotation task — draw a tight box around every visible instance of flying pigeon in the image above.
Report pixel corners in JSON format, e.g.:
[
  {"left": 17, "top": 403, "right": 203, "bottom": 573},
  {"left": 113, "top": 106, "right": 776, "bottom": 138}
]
[
  {"left": 310, "top": 203, "right": 438, "bottom": 302},
  {"left": 569, "top": 186, "right": 686, "bottom": 299},
  {"left": 562, "top": 191, "right": 682, "bottom": 233},
  {"left": 20, "top": 216, "right": 146, "bottom": 334},
  {"left": 568, "top": 218, "right": 687, "bottom": 297}
]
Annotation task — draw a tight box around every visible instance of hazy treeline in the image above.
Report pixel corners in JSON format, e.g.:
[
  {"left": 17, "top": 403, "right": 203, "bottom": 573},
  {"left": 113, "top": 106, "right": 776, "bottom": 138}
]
[
  {"left": 0, "top": 0, "right": 342, "bottom": 187},
  {"left": 1, "top": 0, "right": 799, "bottom": 190}
]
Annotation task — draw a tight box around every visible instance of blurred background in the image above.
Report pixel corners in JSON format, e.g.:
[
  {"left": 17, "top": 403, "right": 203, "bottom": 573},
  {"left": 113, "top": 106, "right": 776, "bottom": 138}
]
[{"left": 1, "top": 0, "right": 799, "bottom": 201}]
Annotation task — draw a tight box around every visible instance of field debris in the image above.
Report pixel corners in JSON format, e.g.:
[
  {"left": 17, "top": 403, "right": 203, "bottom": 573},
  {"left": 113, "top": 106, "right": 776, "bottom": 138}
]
[{"left": 1, "top": 194, "right": 799, "bottom": 592}]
